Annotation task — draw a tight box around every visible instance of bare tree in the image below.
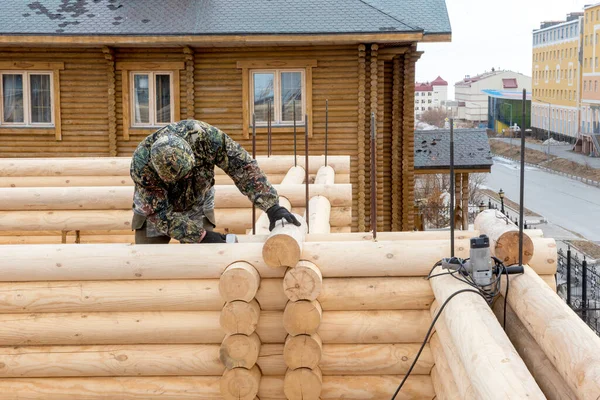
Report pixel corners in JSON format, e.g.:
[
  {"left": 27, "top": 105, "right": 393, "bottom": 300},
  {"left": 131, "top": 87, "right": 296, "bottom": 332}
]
[{"left": 418, "top": 108, "right": 451, "bottom": 128}]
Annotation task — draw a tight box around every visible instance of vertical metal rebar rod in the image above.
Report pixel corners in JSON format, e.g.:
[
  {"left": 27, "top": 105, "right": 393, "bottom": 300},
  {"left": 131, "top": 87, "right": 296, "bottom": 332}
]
[
  {"left": 449, "top": 118, "right": 455, "bottom": 258},
  {"left": 370, "top": 112, "right": 377, "bottom": 240},
  {"left": 567, "top": 246, "right": 572, "bottom": 306},
  {"left": 267, "top": 100, "right": 272, "bottom": 157},
  {"left": 582, "top": 257, "right": 588, "bottom": 320},
  {"left": 518, "top": 89, "right": 526, "bottom": 267},
  {"left": 293, "top": 100, "right": 297, "bottom": 167},
  {"left": 252, "top": 113, "right": 257, "bottom": 235},
  {"left": 325, "top": 99, "right": 329, "bottom": 167},
  {"left": 305, "top": 114, "right": 310, "bottom": 233}
]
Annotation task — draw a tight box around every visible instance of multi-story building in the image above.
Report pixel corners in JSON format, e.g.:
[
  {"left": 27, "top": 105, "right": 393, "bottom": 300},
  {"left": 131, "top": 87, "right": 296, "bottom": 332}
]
[
  {"left": 455, "top": 70, "right": 531, "bottom": 123},
  {"left": 531, "top": 13, "right": 582, "bottom": 142},
  {"left": 414, "top": 76, "right": 448, "bottom": 120},
  {"left": 580, "top": 5, "right": 600, "bottom": 155}
]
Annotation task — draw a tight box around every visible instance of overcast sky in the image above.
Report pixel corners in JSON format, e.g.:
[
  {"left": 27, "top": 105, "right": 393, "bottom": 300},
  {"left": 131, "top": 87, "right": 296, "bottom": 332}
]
[{"left": 416, "top": 0, "right": 592, "bottom": 99}]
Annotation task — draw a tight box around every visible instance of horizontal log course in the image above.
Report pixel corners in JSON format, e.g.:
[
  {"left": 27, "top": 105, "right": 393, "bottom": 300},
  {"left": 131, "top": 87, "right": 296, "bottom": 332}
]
[
  {"left": 502, "top": 266, "right": 600, "bottom": 399},
  {"left": 492, "top": 300, "right": 576, "bottom": 400},
  {"left": 220, "top": 333, "right": 262, "bottom": 369},
  {"left": 0, "top": 184, "right": 352, "bottom": 211},
  {"left": 315, "top": 165, "right": 335, "bottom": 185},
  {"left": 0, "top": 375, "right": 432, "bottom": 400},
  {"left": 283, "top": 261, "right": 323, "bottom": 302},
  {"left": 307, "top": 195, "right": 331, "bottom": 234},
  {"left": 0, "top": 207, "right": 350, "bottom": 233},
  {"left": 0, "top": 343, "right": 434, "bottom": 378},
  {"left": 0, "top": 173, "right": 350, "bottom": 188},
  {"left": 0, "top": 376, "right": 224, "bottom": 399},
  {"left": 219, "top": 262, "right": 260, "bottom": 303},
  {"left": 474, "top": 209, "right": 533, "bottom": 265},
  {"left": 220, "top": 300, "right": 261, "bottom": 335},
  {"left": 283, "top": 300, "right": 322, "bottom": 336},
  {"left": 430, "top": 266, "right": 545, "bottom": 399},
  {"left": 0, "top": 155, "right": 350, "bottom": 177},
  {"left": 284, "top": 334, "right": 322, "bottom": 370},
  {"left": 529, "top": 238, "right": 558, "bottom": 275},
  {"left": 0, "top": 240, "right": 475, "bottom": 282},
  {"left": 284, "top": 367, "right": 322, "bottom": 400},
  {"left": 220, "top": 365, "right": 261, "bottom": 400}
]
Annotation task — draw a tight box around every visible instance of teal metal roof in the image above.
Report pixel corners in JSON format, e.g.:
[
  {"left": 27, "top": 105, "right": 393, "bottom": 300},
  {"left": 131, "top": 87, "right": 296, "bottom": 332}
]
[{"left": 482, "top": 90, "right": 532, "bottom": 100}]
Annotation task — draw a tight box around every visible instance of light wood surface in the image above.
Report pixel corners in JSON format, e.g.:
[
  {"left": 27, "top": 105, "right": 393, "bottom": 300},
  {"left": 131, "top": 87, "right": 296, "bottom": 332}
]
[
  {"left": 220, "top": 300, "right": 261, "bottom": 335},
  {"left": 429, "top": 266, "right": 545, "bottom": 399},
  {"left": 283, "top": 261, "right": 323, "bottom": 302},
  {"left": 314, "top": 165, "right": 335, "bottom": 185},
  {"left": 283, "top": 300, "right": 322, "bottom": 336},
  {"left": 306, "top": 195, "right": 331, "bottom": 234},
  {"left": 262, "top": 214, "right": 307, "bottom": 268},
  {"left": 429, "top": 335, "right": 460, "bottom": 400},
  {"left": 219, "top": 262, "right": 260, "bottom": 303},
  {"left": 283, "top": 334, "right": 322, "bottom": 370},
  {"left": 220, "top": 365, "right": 261, "bottom": 400},
  {"left": 284, "top": 367, "right": 322, "bottom": 400},
  {"left": 220, "top": 333, "right": 261, "bottom": 369},
  {"left": 502, "top": 266, "right": 600, "bottom": 399}
]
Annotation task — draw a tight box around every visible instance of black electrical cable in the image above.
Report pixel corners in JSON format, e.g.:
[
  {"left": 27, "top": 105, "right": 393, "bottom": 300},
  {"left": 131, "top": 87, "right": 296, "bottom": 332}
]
[{"left": 389, "top": 288, "right": 488, "bottom": 400}]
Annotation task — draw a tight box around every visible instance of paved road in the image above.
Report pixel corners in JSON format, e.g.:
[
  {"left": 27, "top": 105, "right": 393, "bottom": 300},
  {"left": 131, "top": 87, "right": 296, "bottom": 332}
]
[
  {"left": 492, "top": 138, "right": 600, "bottom": 168},
  {"left": 485, "top": 157, "right": 600, "bottom": 241}
]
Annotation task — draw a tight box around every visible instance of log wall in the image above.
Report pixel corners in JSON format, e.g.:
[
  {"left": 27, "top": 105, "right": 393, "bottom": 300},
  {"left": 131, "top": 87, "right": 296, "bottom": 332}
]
[{"left": 0, "top": 44, "right": 417, "bottom": 231}]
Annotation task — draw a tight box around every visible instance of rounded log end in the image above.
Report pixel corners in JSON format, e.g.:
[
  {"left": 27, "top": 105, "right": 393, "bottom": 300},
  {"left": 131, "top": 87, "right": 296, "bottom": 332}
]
[
  {"left": 262, "top": 234, "right": 301, "bottom": 268},
  {"left": 283, "top": 261, "right": 323, "bottom": 301},
  {"left": 220, "top": 333, "right": 261, "bottom": 369},
  {"left": 220, "top": 299, "right": 261, "bottom": 336},
  {"left": 284, "top": 367, "right": 323, "bottom": 400},
  {"left": 496, "top": 231, "right": 534, "bottom": 266},
  {"left": 219, "top": 262, "right": 261, "bottom": 302},
  {"left": 220, "top": 365, "right": 261, "bottom": 400},
  {"left": 283, "top": 300, "right": 322, "bottom": 336},
  {"left": 284, "top": 334, "right": 323, "bottom": 369}
]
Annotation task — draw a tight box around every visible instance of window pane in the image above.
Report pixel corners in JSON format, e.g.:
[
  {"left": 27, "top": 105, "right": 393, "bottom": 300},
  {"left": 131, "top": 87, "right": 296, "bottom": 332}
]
[
  {"left": 133, "top": 74, "right": 150, "bottom": 124},
  {"left": 155, "top": 74, "right": 171, "bottom": 124},
  {"left": 281, "top": 72, "right": 302, "bottom": 122},
  {"left": 253, "top": 73, "right": 274, "bottom": 123},
  {"left": 30, "top": 74, "right": 52, "bottom": 124},
  {"left": 2, "top": 74, "right": 24, "bottom": 123}
]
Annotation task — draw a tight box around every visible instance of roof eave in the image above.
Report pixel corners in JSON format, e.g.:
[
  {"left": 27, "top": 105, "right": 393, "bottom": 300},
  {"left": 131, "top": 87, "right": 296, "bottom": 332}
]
[
  {"left": 421, "top": 32, "right": 452, "bottom": 43},
  {"left": 0, "top": 31, "right": 428, "bottom": 47}
]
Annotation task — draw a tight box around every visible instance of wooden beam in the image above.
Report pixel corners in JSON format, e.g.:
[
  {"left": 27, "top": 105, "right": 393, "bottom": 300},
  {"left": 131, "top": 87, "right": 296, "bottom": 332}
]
[
  {"left": 0, "top": 61, "right": 64, "bottom": 70},
  {"left": 236, "top": 60, "right": 317, "bottom": 69},
  {"left": 0, "top": 33, "right": 424, "bottom": 46},
  {"left": 357, "top": 44, "right": 367, "bottom": 232},
  {"left": 422, "top": 33, "right": 452, "bottom": 42},
  {"left": 115, "top": 62, "right": 185, "bottom": 71}
]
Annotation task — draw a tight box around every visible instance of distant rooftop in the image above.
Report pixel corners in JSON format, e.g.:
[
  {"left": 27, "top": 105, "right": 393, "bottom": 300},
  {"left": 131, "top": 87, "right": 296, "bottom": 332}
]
[
  {"left": 415, "top": 76, "right": 448, "bottom": 92},
  {"left": 414, "top": 129, "right": 493, "bottom": 171},
  {"left": 481, "top": 89, "right": 531, "bottom": 100}
]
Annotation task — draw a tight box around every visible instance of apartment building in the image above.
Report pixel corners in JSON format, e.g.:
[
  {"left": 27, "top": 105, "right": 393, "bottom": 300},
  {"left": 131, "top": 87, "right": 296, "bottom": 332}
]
[
  {"left": 414, "top": 76, "right": 448, "bottom": 120},
  {"left": 531, "top": 13, "right": 582, "bottom": 141},
  {"left": 580, "top": 4, "right": 600, "bottom": 155}
]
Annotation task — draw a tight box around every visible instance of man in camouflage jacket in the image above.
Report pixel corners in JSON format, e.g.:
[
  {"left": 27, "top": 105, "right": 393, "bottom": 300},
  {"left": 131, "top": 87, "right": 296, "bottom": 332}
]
[{"left": 130, "top": 119, "right": 299, "bottom": 244}]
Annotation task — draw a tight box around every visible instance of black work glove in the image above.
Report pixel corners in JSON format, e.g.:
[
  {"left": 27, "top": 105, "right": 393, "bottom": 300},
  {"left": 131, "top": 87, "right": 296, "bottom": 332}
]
[
  {"left": 266, "top": 204, "right": 301, "bottom": 231},
  {"left": 201, "top": 230, "right": 227, "bottom": 243}
]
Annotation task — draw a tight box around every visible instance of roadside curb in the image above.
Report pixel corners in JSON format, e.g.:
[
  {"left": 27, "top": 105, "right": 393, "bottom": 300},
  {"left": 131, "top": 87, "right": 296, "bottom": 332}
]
[{"left": 492, "top": 153, "right": 600, "bottom": 188}]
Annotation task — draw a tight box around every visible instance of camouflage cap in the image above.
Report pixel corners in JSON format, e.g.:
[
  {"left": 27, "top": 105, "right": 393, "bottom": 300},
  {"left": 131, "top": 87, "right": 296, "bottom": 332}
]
[{"left": 150, "top": 135, "right": 195, "bottom": 183}]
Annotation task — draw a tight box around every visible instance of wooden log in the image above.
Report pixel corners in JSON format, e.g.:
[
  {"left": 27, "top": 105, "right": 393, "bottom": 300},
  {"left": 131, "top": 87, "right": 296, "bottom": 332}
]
[
  {"left": 474, "top": 209, "right": 533, "bottom": 265},
  {"left": 430, "top": 301, "right": 477, "bottom": 399},
  {"left": 540, "top": 274, "right": 556, "bottom": 292},
  {"left": 429, "top": 336, "right": 460, "bottom": 400},
  {"left": 284, "top": 334, "right": 322, "bottom": 370},
  {"left": 429, "top": 266, "right": 545, "bottom": 399},
  {"left": 0, "top": 176, "right": 133, "bottom": 187},
  {"left": 307, "top": 195, "right": 331, "bottom": 234},
  {"left": 219, "top": 262, "right": 260, "bottom": 303},
  {"left": 314, "top": 165, "right": 335, "bottom": 185},
  {"left": 502, "top": 266, "right": 600, "bottom": 399},
  {"left": 0, "top": 279, "right": 224, "bottom": 313},
  {"left": 283, "top": 261, "right": 323, "bottom": 302},
  {"left": 283, "top": 300, "right": 322, "bottom": 336},
  {"left": 220, "top": 365, "right": 261, "bottom": 400},
  {"left": 320, "top": 375, "right": 435, "bottom": 400},
  {"left": 254, "top": 166, "right": 305, "bottom": 235},
  {"left": 284, "top": 367, "right": 322, "bottom": 400},
  {"left": 492, "top": 300, "right": 577, "bottom": 400},
  {"left": 0, "top": 240, "right": 476, "bottom": 282},
  {"left": 292, "top": 206, "right": 351, "bottom": 227},
  {"left": 0, "top": 184, "right": 351, "bottom": 211},
  {"left": 220, "top": 299, "right": 261, "bottom": 336},
  {"left": 262, "top": 214, "right": 307, "bottom": 268},
  {"left": 0, "top": 155, "right": 350, "bottom": 177},
  {"left": 0, "top": 376, "right": 223, "bottom": 399},
  {"left": 0, "top": 344, "right": 224, "bottom": 377},
  {"left": 220, "top": 333, "right": 261, "bottom": 370},
  {"left": 215, "top": 173, "right": 349, "bottom": 186},
  {"left": 529, "top": 238, "right": 558, "bottom": 275}
]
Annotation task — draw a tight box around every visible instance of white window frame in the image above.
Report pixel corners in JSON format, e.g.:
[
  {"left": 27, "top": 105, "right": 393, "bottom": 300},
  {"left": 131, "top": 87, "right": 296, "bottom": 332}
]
[
  {"left": 250, "top": 69, "right": 306, "bottom": 126},
  {"left": 0, "top": 71, "right": 54, "bottom": 127},
  {"left": 130, "top": 71, "right": 174, "bottom": 128}
]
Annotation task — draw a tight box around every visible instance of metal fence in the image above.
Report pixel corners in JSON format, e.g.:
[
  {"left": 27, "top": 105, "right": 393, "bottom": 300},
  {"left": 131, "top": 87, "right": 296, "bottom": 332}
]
[{"left": 557, "top": 246, "right": 600, "bottom": 335}]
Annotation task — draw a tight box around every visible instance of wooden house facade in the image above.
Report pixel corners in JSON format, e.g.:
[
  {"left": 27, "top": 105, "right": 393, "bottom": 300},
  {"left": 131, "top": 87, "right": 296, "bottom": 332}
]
[{"left": 0, "top": 0, "right": 451, "bottom": 232}]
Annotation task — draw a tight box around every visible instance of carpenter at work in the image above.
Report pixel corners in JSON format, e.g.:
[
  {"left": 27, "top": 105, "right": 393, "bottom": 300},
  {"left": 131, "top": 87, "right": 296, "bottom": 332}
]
[{"left": 130, "top": 119, "right": 300, "bottom": 244}]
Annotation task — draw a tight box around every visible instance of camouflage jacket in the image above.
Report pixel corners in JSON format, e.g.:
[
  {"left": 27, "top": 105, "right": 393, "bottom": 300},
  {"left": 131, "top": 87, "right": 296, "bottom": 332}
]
[{"left": 130, "top": 120, "right": 279, "bottom": 243}]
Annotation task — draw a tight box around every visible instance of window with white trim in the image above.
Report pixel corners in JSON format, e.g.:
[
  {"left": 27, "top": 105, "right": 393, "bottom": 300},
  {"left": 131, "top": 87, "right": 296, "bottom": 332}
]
[
  {"left": 250, "top": 69, "right": 305, "bottom": 126},
  {"left": 0, "top": 71, "right": 53, "bottom": 126},
  {"left": 130, "top": 71, "right": 174, "bottom": 127}
]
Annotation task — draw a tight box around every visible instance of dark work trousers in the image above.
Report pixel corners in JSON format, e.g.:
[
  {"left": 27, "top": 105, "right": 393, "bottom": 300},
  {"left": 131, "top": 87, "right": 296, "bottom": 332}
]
[{"left": 132, "top": 213, "right": 215, "bottom": 244}]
